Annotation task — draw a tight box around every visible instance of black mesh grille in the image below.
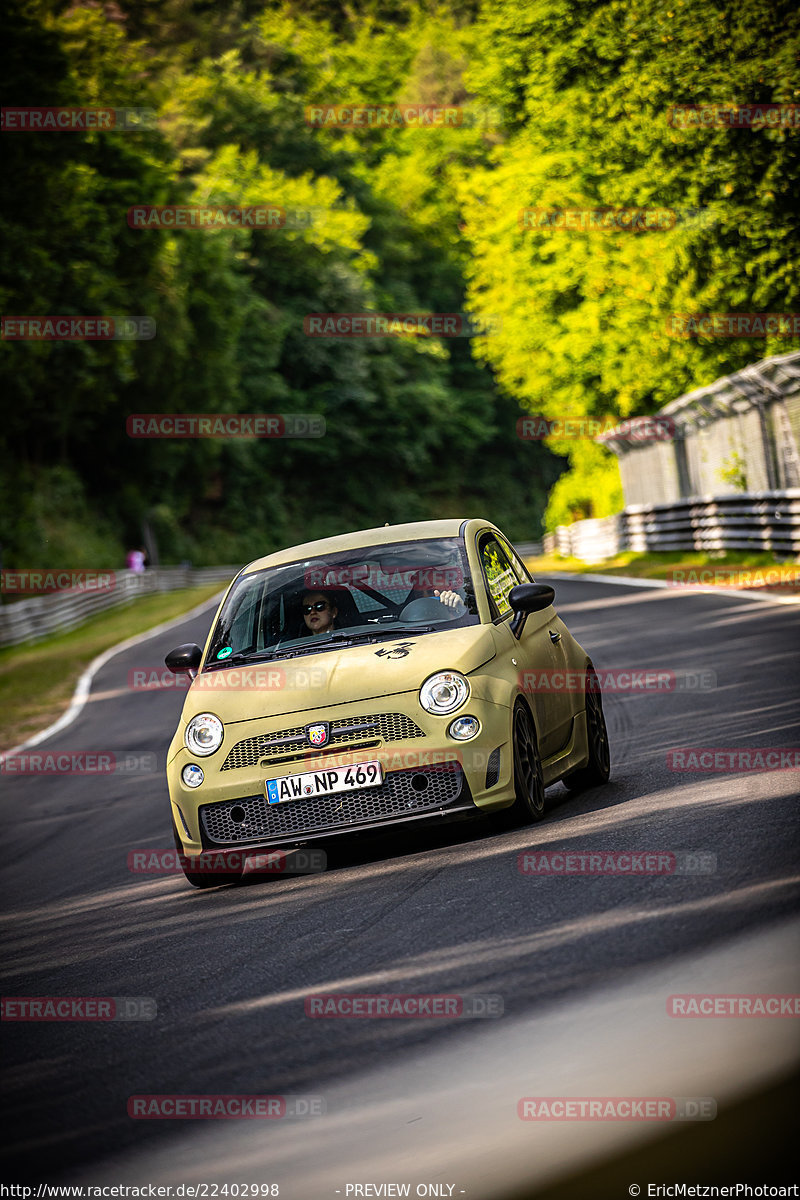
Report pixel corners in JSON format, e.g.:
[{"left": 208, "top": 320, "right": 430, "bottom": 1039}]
[
  {"left": 200, "top": 764, "right": 464, "bottom": 843},
  {"left": 485, "top": 747, "right": 501, "bottom": 788},
  {"left": 221, "top": 712, "right": 425, "bottom": 771}
]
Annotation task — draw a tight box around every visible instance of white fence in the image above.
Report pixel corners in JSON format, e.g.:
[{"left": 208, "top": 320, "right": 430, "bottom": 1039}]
[
  {"left": 0, "top": 566, "right": 239, "bottom": 649},
  {"left": 601, "top": 351, "right": 800, "bottom": 505},
  {"left": 542, "top": 490, "right": 800, "bottom": 563}
]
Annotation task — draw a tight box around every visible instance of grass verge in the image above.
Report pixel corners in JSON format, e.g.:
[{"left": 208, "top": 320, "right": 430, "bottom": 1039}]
[
  {"left": 1, "top": 584, "right": 224, "bottom": 753},
  {"left": 524, "top": 548, "right": 800, "bottom": 586}
]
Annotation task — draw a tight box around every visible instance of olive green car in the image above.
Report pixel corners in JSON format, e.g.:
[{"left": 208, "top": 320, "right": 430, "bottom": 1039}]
[{"left": 164, "top": 518, "right": 610, "bottom": 886}]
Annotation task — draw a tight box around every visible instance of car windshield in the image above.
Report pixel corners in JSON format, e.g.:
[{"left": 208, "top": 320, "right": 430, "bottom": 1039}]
[{"left": 204, "top": 536, "right": 478, "bottom": 666}]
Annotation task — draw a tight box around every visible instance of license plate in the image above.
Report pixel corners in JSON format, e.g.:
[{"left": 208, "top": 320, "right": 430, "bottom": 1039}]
[{"left": 265, "top": 760, "right": 384, "bottom": 805}]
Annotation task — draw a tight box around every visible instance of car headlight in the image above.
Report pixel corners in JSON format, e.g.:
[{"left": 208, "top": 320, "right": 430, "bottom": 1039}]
[
  {"left": 184, "top": 713, "right": 224, "bottom": 757},
  {"left": 420, "top": 671, "right": 470, "bottom": 715}
]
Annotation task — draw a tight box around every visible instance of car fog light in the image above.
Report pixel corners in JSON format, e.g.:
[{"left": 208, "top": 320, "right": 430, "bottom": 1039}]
[
  {"left": 449, "top": 715, "right": 480, "bottom": 741},
  {"left": 182, "top": 763, "right": 205, "bottom": 788}
]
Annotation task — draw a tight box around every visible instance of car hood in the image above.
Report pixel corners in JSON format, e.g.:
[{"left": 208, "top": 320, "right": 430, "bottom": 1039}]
[{"left": 180, "top": 625, "right": 498, "bottom": 726}]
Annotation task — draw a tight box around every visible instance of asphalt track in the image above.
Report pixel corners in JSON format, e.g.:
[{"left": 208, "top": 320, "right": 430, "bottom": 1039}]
[{"left": 2, "top": 576, "right": 799, "bottom": 1190}]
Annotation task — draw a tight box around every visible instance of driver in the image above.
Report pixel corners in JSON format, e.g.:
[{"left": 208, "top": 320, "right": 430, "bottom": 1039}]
[
  {"left": 302, "top": 591, "right": 338, "bottom": 636},
  {"left": 405, "top": 570, "right": 467, "bottom": 617}
]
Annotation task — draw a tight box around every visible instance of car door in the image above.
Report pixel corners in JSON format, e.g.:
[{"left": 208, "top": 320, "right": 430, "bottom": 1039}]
[{"left": 476, "top": 531, "right": 573, "bottom": 759}]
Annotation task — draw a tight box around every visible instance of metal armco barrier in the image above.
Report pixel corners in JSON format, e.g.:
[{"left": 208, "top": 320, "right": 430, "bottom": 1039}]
[
  {"left": 542, "top": 490, "right": 800, "bottom": 563},
  {"left": 0, "top": 566, "right": 239, "bottom": 648}
]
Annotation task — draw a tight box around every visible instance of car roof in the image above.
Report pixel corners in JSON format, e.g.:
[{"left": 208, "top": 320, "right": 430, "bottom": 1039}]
[{"left": 240, "top": 518, "right": 495, "bottom": 574}]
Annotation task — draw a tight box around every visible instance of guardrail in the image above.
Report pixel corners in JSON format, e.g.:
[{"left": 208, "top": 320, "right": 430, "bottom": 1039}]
[
  {"left": 0, "top": 565, "right": 239, "bottom": 649},
  {"left": 542, "top": 491, "right": 800, "bottom": 563},
  {"left": 514, "top": 541, "right": 543, "bottom": 558}
]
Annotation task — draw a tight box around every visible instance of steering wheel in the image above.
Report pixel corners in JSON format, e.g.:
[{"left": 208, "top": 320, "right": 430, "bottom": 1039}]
[{"left": 398, "top": 596, "right": 451, "bottom": 621}]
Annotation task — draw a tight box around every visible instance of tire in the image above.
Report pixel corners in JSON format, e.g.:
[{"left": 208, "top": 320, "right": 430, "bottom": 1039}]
[
  {"left": 507, "top": 699, "right": 546, "bottom": 824},
  {"left": 171, "top": 818, "right": 243, "bottom": 889},
  {"left": 564, "top": 666, "right": 611, "bottom": 791}
]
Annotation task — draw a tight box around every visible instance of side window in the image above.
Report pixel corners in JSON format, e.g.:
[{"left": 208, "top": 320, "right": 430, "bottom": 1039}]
[
  {"left": 479, "top": 535, "right": 519, "bottom": 618},
  {"left": 497, "top": 536, "right": 531, "bottom": 586},
  {"left": 229, "top": 586, "right": 261, "bottom": 648}
]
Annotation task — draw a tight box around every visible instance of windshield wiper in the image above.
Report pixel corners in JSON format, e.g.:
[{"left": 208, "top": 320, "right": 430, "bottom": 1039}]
[
  {"left": 269, "top": 637, "right": 356, "bottom": 660},
  {"left": 202, "top": 649, "right": 278, "bottom": 671},
  {"left": 347, "top": 625, "right": 437, "bottom": 639},
  {"left": 323, "top": 626, "right": 436, "bottom": 642},
  {"left": 268, "top": 626, "right": 437, "bottom": 660}
]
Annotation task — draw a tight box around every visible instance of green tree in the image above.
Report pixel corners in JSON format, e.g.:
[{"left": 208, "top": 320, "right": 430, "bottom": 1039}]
[{"left": 459, "top": 0, "right": 800, "bottom": 525}]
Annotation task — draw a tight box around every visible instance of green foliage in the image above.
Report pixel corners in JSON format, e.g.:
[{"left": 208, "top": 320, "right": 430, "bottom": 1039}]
[
  {"left": 0, "top": 466, "right": 124, "bottom": 568},
  {"left": 544, "top": 444, "right": 624, "bottom": 531},
  {"left": 459, "top": 0, "right": 800, "bottom": 527},
  {"left": 3, "top": 0, "right": 793, "bottom": 563},
  {"left": 1, "top": 0, "right": 560, "bottom": 566},
  {"left": 717, "top": 452, "right": 749, "bottom": 492}
]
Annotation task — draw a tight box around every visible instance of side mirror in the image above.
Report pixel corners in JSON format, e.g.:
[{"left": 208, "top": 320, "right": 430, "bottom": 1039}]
[
  {"left": 508, "top": 583, "right": 555, "bottom": 639},
  {"left": 165, "top": 643, "right": 203, "bottom": 676}
]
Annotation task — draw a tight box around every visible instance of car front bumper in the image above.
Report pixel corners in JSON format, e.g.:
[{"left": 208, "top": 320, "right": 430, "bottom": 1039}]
[{"left": 167, "top": 692, "right": 516, "bottom": 857}]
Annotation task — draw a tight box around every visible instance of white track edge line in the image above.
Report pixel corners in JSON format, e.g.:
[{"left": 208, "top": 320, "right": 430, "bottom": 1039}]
[
  {"left": 4, "top": 589, "right": 226, "bottom": 758},
  {"left": 7, "top": 565, "right": 797, "bottom": 760},
  {"left": 538, "top": 570, "right": 800, "bottom": 603}
]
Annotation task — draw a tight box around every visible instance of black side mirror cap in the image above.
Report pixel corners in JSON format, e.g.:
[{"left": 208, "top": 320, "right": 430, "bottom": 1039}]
[
  {"left": 165, "top": 643, "right": 203, "bottom": 675},
  {"left": 509, "top": 583, "right": 555, "bottom": 613},
  {"left": 508, "top": 583, "right": 555, "bottom": 638}
]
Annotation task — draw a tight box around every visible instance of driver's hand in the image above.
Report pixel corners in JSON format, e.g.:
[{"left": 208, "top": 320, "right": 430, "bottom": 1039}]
[{"left": 434, "top": 589, "right": 462, "bottom": 609}]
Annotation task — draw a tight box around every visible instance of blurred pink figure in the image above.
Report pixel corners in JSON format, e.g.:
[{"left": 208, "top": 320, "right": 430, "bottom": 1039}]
[{"left": 126, "top": 548, "right": 146, "bottom": 573}]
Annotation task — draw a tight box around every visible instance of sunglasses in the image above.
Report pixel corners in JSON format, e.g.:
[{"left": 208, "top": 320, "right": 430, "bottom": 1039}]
[{"left": 303, "top": 601, "right": 330, "bottom": 614}]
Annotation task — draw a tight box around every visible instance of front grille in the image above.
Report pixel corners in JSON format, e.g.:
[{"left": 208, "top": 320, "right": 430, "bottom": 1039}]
[
  {"left": 221, "top": 712, "right": 425, "bottom": 771},
  {"left": 262, "top": 738, "right": 380, "bottom": 768},
  {"left": 200, "top": 763, "right": 465, "bottom": 843}
]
